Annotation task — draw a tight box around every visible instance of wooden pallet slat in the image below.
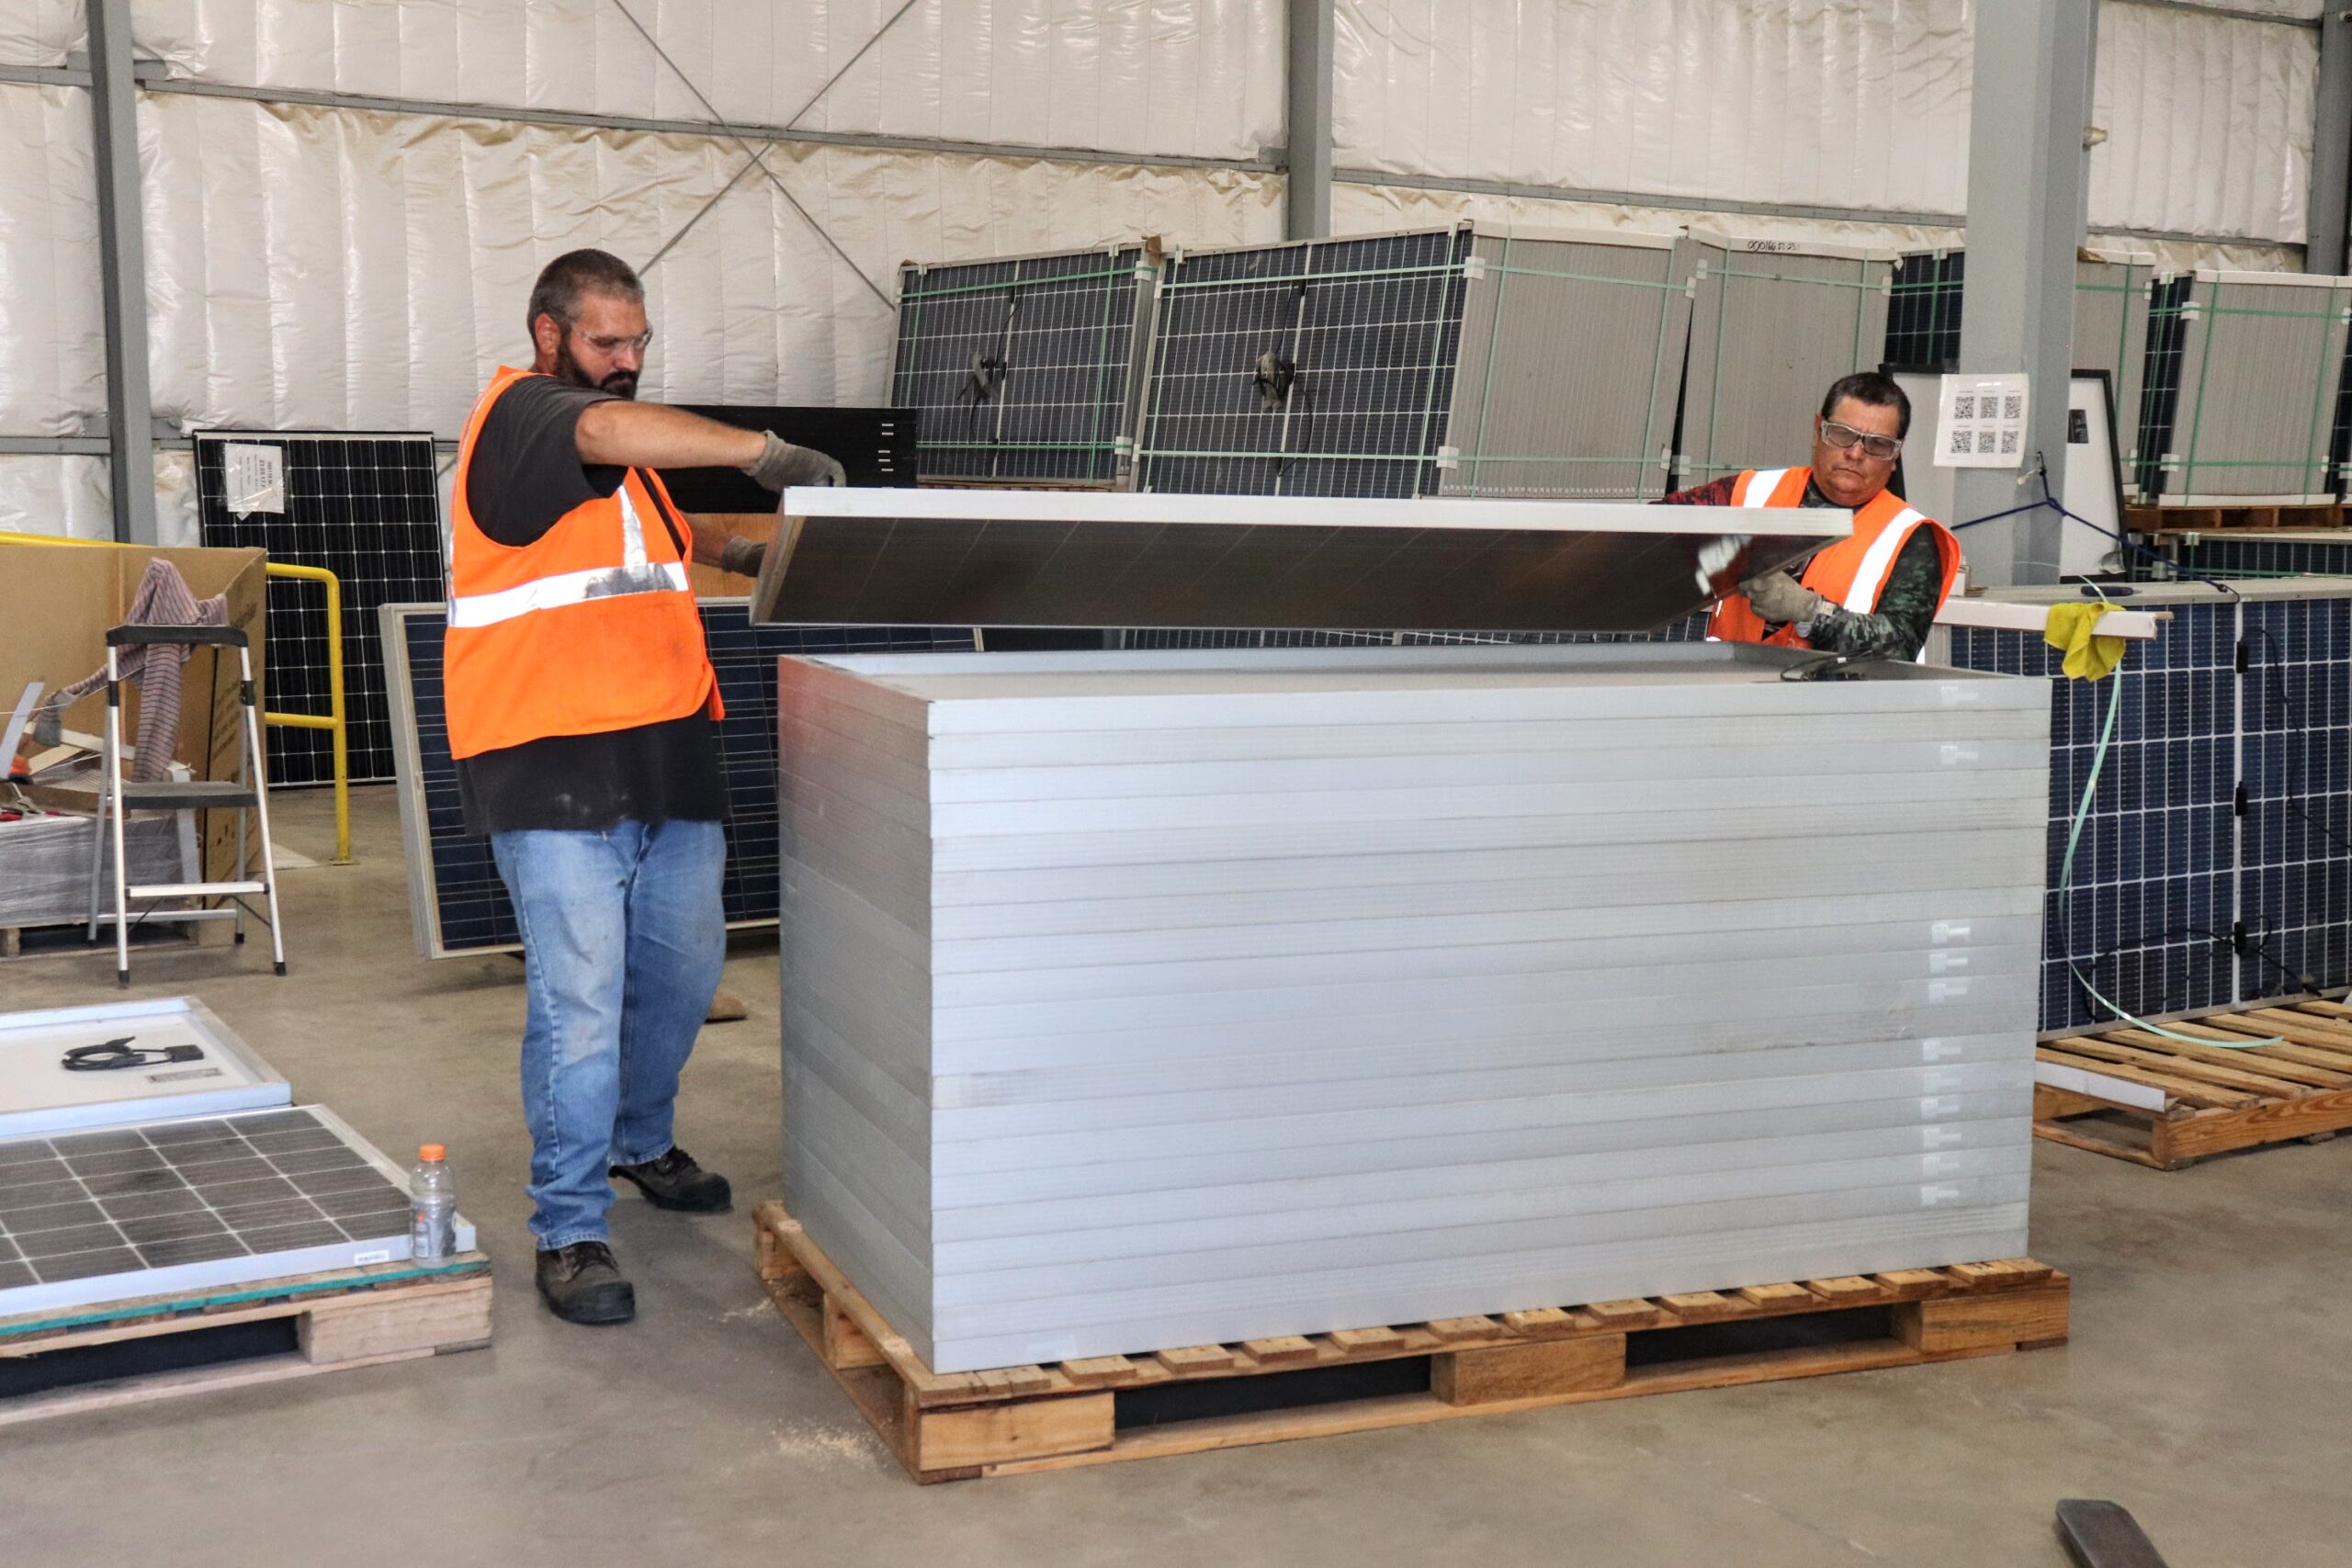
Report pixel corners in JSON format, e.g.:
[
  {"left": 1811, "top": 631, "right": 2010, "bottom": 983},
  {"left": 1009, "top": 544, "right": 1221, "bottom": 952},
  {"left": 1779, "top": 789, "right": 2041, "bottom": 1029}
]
[
  {"left": 2037, "top": 1001, "right": 2352, "bottom": 1167},
  {"left": 2099, "top": 1030, "right": 2352, "bottom": 1090},
  {"left": 0, "top": 1257, "right": 493, "bottom": 1427},
  {"left": 750, "top": 1203, "right": 2068, "bottom": 1483}
]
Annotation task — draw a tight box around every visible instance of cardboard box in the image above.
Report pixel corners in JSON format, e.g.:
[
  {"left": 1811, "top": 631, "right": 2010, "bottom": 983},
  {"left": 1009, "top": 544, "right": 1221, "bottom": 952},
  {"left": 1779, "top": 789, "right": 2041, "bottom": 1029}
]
[{"left": 0, "top": 539, "right": 268, "bottom": 888}]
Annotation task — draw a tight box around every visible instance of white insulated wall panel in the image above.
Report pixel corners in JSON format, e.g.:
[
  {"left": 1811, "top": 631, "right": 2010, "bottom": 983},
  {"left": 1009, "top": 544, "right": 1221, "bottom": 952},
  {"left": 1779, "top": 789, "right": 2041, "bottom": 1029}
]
[
  {"left": 0, "top": 1, "right": 80, "bottom": 65},
  {"left": 1332, "top": 0, "right": 1973, "bottom": 220},
  {"left": 136, "top": 91, "right": 1281, "bottom": 437},
  {"left": 0, "top": 84, "right": 105, "bottom": 440},
  {"left": 0, "top": 455, "right": 110, "bottom": 540},
  {"left": 1335, "top": 0, "right": 2315, "bottom": 249},
  {"left": 130, "top": 0, "right": 1285, "bottom": 164},
  {"left": 2090, "top": 1, "right": 2317, "bottom": 247},
  {"left": 778, "top": 645, "right": 2049, "bottom": 1373}
]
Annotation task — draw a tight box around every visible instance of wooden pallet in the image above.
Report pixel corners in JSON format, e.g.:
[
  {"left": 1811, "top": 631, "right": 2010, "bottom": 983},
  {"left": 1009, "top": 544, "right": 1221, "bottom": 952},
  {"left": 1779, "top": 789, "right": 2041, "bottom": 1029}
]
[
  {"left": 2036, "top": 999, "right": 2352, "bottom": 1168},
  {"left": 0, "top": 1255, "right": 492, "bottom": 1426},
  {"left": 752, "top": 1201, "right": 2068, "bottom": 1483},
  {"left": 2128, "top": 502, "right": 2345, "bottom": 533}
]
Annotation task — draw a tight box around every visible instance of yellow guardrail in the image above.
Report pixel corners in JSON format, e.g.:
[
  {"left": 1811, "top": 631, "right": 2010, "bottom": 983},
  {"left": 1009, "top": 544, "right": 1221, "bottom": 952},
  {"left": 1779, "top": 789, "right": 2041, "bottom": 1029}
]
[{"left": 0, "top": 529, "right": 353, "bottom": 865}]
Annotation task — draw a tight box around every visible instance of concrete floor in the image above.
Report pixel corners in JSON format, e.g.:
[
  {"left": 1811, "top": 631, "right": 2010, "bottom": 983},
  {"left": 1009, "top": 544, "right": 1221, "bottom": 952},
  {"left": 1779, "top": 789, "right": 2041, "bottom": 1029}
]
[{"left": 3, "top": 786, "right": 2346, "bottom": 1566}]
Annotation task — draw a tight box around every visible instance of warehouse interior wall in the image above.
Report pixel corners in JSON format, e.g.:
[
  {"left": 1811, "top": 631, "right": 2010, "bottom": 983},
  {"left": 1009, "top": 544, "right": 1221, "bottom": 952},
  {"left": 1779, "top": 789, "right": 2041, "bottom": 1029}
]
[{"left": 0, "top": 0, "right": 2335, "bottom": 537}]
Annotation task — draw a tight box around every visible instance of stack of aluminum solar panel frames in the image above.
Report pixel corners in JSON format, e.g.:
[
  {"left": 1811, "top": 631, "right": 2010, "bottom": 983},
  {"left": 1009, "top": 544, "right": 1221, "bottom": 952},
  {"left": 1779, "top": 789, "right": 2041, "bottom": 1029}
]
[{"left": 775, "top": 642, "right": 2049, "bottom": 1375}]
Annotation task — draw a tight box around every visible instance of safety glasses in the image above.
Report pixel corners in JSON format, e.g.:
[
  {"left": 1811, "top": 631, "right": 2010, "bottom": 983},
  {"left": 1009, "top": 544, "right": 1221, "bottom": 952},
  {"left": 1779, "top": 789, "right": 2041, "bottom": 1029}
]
[{"left": 1819, "top": 418, "right": 1902, "bottom": 461}]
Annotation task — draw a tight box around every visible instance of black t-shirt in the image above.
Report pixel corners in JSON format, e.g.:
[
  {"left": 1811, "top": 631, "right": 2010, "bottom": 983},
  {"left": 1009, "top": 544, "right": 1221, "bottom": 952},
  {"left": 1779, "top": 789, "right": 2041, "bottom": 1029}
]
[{"left": 454, "top": 374, "right": 726, "bottom": 836}]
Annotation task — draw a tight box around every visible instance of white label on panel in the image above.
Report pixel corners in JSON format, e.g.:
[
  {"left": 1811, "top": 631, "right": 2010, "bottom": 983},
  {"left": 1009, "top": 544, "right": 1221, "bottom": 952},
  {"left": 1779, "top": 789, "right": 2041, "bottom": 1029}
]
[
  {"left": 1920, "top": 1183, "right": 1964, "bottom": 1206},
  {"left": 1921, "top": 1039, "right": 1963, "bottom": 1063},
  {"left": 222, "top": 442, "right": 286, "bottom": 517},
  {"left": 352, "top": 1248, "right": 393, "bottom": 1265},
  {"left": 1920, "top": 1096, "right": 1963, "bottom": 1119},
  {"left": 1925, "top": 1067, "right": 1964, "bottom": 1093},
  {"left": 1923, "top": 1152, "right": 1964, "bottom": 1177},
  {"left": 1922, "top": 1125, "right": 1964, "bottom": 1149},
  {"left": 1929, "top": 952, "right": 1970, "bottom": 976},
  {"left": 1928, "top": 978, "right": 1971, "bottom": 1002},
  {"left": 1931, "top": 921, "right": 1973, "bottom": 944}
]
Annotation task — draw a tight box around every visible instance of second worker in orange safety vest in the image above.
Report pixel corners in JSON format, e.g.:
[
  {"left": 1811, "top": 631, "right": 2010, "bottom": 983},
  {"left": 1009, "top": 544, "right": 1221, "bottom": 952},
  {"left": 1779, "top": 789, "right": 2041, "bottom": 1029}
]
[
  {"left": 1664, "top": 371, "right": 1961, "bottom": 662},
  {"left": 445, "top": 248, "right": 844, "bottom": 1328}
]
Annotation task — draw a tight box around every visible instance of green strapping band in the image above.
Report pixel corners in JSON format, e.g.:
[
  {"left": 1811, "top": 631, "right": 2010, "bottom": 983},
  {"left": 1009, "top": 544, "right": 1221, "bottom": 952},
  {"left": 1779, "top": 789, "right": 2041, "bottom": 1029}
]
[
  {"left": 899, "top": 263, "right": 1141, "bottom": 302},
  {"left": 1160, "top": 261, "right": 1463, "bottom": 290},
  {"left": 922, "top": 439, "right": 1124, "bottom": 452},
  {"left": 0, "top": 1259, "right": 489, "bottom": 1341}
]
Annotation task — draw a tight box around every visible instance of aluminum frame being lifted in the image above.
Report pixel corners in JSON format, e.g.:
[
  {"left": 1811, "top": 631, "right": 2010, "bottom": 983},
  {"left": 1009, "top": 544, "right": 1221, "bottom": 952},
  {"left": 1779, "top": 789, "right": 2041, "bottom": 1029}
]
[{"left": 750, "top": 489, "right": 1842, "bottom": 635}]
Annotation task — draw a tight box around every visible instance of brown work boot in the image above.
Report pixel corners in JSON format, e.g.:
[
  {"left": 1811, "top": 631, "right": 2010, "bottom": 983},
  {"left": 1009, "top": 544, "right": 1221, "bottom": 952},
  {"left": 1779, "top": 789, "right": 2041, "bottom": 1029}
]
[
  {"left": 535, "top": 1240, "right": 635, "bottom": 1325},
  {"left": 609, "top": 1146, "right": 732, "bottom": 1213}
]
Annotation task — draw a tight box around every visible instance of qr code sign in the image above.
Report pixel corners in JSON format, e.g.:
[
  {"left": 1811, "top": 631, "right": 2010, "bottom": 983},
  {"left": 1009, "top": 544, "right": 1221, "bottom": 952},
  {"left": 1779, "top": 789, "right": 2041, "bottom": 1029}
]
[
  {"left": 2004, "top": 394, "right": 2024, "bottom": 420},
  {"left": 1976, "top": 430, "right": 1997, "bottom": 454},
  {"left": 1952, "top": 395, "right": 1976, "bottom": 420},
  {"left": 1999, "top": 428, "right": 2020, "bottom": 456},
  {"left": 1949, "top": 427, "right": 1973, "bottom": 455}
]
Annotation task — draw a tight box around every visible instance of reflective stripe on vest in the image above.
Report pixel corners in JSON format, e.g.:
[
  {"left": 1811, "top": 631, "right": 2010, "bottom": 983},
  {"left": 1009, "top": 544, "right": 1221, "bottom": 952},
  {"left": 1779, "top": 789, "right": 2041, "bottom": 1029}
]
[
  {"left": 1735, "top": 468, "right": 1791, "bottom": 508},
  {"left": 447, "top": 490, "right": 688, "bottom": 628},
  {"left": 1838, "top": 503, "right": 1927, "bottom": 614}
]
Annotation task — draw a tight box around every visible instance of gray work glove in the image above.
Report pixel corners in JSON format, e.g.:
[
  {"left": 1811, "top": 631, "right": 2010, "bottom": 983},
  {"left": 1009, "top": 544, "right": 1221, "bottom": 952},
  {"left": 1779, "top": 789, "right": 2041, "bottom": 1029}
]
[
  {"left": 741, "top": 431, "right": 845, "bottom": 491},
  {"left": 1740, "top": 570, "right": 1826, "bottom": 626},
  {"left": 718, "top": 534, "right": 769, "bottom": 578}
]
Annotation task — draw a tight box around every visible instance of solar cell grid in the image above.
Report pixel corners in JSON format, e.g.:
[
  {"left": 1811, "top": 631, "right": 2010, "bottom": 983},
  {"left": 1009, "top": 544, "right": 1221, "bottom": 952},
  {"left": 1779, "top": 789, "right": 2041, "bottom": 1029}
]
[
  {"left": 0, "top": 1109, "right": 410, "bottom": 1294},
  {"left": 1136, "top": 229, "right": 1471, "bottom": 498},
  {"left": 194, "top": 432, "right": 446, "bottom": 787},
  {"left": 892, "top": 247, "right": 1150, "bottom": 484},
  {"left": 386, "top": 602, "right": 977, "bottom": 956}
]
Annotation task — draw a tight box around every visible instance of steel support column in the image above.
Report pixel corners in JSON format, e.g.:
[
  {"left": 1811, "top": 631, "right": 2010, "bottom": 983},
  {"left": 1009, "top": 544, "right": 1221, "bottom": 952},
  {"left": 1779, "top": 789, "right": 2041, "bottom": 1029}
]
[
  {"left": 1951, "top": 0, "right": 2097, "bottom": 587},
  {"left": 2311, "top": 9, "right": 2352, "bottom": 276},
  {"left": 86, "top": 0, "right": 156, "bottom": 545},
  {"left": 1285, "top": 0, "right": 1333, "bottom": 241}
]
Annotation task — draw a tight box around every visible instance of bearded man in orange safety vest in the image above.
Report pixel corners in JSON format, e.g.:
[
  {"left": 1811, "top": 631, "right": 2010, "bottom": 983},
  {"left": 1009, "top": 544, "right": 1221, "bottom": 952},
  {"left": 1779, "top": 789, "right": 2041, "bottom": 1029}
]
[
  {"left": 1663, "top": 371, "right": 1961, "bottom": 661},
  {"left": 444, "top": 248, "right": 842, "bottom": 1326}
]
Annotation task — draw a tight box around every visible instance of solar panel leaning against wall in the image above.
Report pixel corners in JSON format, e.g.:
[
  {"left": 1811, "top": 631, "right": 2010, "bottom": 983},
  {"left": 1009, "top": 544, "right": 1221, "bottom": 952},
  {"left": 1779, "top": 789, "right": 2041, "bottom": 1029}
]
[
  {"left": 2139, "top": 270, "right": 2352, "bottom": 507},
  {"left": 1679, "top": 232, "right": 1894, "bottom": 490},
  {"left": 890, "top": 243, "right": 1160, "bottom": 488},
  {"left": 1133, "top": 224, "right": 1693, "bottom": 502}
]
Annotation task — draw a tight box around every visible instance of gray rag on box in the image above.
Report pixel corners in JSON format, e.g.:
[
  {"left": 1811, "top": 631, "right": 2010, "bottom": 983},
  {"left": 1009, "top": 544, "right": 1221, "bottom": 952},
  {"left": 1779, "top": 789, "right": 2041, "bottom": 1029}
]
[{"left": 37, "top": 558, "right": 231, "bottom": 783}]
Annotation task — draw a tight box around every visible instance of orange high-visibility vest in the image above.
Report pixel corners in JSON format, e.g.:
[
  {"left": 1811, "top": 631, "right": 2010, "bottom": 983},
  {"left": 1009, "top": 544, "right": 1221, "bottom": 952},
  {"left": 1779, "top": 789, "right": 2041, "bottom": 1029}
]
[
  {"left": 444, "top": 366, "right": 721, "bottom": 759},
  {"left": 1705, "top": 466, "right": 1961, "bottom": 657}
]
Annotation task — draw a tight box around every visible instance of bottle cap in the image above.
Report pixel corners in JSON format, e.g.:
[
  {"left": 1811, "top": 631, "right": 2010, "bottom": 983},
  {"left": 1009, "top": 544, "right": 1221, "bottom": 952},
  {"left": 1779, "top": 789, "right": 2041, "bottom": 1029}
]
[{"left": 418, "top": 1144, "right": 446, "bottom": 1161}]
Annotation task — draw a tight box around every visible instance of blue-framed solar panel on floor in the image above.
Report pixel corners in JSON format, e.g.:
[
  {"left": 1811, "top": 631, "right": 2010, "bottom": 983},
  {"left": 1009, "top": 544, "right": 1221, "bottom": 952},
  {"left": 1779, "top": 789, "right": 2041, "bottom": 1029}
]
[
  {"left": 890, "top": 245, "right": 1158, "bottom": 486},
  {"left": 1133, "top": 225, "right": 1692, "bottom": 501},
  {"left": 382, "top": 601, "right": 977, "bottom": 958},
  {"left": 0, "top": 1107, "right": 433, "bottom": 1312},
  {"left": 193, "top": 431, "right": 445, "bottom": 786}
]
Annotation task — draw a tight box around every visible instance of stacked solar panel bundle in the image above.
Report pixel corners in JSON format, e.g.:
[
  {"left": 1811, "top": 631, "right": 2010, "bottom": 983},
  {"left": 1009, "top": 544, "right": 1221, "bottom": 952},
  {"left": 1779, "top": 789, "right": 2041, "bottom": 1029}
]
[
  {"left": 776, "top": 643, "right": 2050, "bottom": 1374},
  {"left": 1679, "top": 232, "right": 1895, "bottom": 490},
  {"left": 1134, "top": 224, "right": 1691, "bottom": 502},
  {"left": 2137, "top": 269, "right": 2352, "bottom": 505},
  {"left": 890, "top": 244, "right": 1159, "bottom": 487}
]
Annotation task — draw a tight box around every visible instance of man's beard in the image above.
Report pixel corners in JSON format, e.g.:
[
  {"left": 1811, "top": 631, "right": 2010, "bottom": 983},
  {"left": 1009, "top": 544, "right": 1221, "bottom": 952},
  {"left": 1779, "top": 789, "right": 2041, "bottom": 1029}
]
[{"left": 554, "top": 334, "right": 638, "bottom": 400}]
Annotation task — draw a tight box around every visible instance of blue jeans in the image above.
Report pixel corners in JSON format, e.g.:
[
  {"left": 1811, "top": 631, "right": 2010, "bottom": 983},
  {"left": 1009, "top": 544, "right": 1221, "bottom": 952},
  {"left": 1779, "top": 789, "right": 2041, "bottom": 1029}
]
[{"left": 491, "top": 819, "right": 727, "bottom": 1250}]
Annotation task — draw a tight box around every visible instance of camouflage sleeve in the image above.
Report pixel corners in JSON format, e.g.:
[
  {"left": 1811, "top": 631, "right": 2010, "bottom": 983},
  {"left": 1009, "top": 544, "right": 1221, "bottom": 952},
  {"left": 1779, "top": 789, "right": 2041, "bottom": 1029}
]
[
  {"left": 1654, "top": 476, "right": 1741, "bottom": 506},
  {"left": 1802, "top": 527, "right": 1944, "bottom": 660}
]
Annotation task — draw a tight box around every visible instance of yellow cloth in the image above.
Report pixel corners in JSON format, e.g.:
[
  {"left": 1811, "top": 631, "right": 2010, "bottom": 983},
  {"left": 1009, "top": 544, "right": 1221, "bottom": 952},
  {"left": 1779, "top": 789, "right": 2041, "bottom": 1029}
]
[{"left": 2044, "top": 602, "right": 2126, "bottom": 681}]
